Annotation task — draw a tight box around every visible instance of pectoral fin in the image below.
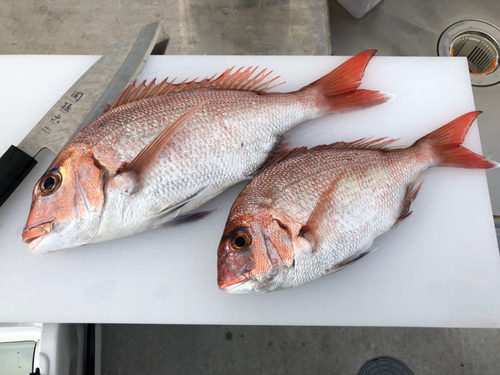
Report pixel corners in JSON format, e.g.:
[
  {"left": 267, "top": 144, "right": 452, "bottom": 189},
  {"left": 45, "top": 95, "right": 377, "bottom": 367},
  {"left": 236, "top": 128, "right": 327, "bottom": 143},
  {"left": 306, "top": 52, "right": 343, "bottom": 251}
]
[
  {"left": 298, "top": 176, "right": 342, "bottom": 247},
  {"left": 122, "top": 102, "right": 205, "bottom": 178}
]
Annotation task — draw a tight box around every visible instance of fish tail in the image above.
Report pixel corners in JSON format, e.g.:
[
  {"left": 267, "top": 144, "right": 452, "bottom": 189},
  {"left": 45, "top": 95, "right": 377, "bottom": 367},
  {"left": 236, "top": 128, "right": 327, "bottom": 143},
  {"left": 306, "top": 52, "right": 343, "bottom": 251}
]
[
  {"left": 302, "top": 50, "right": 390, "bottom": 112},
  {"left": 416, "top": 111, "right": 499, "bottom": 169}
]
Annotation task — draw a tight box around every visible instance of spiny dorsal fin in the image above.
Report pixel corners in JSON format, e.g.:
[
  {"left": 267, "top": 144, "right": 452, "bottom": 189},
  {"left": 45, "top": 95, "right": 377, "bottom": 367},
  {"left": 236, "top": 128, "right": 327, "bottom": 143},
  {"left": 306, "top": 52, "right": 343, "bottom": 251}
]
[
  {"left": 392, "top": 177, "right": 425, "bottom": 228},
  {"left": 103, "top": 66, "right": 285, "bottom": 113},
  {"left": 258, "top": 138, "right": 402, "bottom": 173},
  {"left": 322, "top": 137, "right": 403, "bottom": 150},
  {"left": 256, "top": 143, "right": 306, "bottom": 174},
  {"left": 122, "top": 102, "right": 205, "bottom": 177}
]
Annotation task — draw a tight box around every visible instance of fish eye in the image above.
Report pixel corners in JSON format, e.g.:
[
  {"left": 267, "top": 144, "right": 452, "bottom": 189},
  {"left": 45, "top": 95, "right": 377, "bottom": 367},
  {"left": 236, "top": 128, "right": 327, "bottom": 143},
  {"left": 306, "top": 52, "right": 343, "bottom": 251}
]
[
  {"left": 230, "top": 230, "right": 252, "bottom": 252},
  {"left": 39, "top": 171, "right": 62, "bottom": 195},
  {"left": 43, "top": 177, "right": 55, "bottom": 190}
]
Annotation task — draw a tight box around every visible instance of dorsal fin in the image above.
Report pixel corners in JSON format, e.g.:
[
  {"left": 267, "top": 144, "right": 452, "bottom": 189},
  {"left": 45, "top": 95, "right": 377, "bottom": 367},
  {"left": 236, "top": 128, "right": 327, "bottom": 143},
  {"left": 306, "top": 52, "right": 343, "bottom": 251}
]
[
  {"left": 103, "top": 66, "right": 285, "bottom": 113},
  {"left": 256, "top": 143, "right": 306, "bottom": 174},
  {"left": 321, "top": 137, "right": 403, "bottom": 150},
  {"left": 392, "top": 177, "right": 425, "bottom": 228},
  {"left": 258, "top": 138, "right": 403, "bottom": 173},
  {"left": 122, "top": 102, "right": 205, "bottom": 177}
]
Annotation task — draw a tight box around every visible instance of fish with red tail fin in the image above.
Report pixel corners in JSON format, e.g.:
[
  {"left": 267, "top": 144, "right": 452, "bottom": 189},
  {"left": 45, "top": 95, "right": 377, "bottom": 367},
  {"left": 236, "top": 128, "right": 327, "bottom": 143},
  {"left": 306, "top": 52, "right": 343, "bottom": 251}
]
[
  {"left": 22, "top": 50, "right": 389, "bottom": 254},
  {"left": 217, "top": 112, "right": 499, "bottom": 294}
]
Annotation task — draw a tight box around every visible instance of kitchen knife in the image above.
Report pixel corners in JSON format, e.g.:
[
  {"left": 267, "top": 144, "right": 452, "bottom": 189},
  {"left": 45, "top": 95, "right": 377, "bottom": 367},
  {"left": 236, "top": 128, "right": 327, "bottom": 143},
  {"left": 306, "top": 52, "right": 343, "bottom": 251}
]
[{"left": 0, "top": 21, "right": 163, "bottom": 207}]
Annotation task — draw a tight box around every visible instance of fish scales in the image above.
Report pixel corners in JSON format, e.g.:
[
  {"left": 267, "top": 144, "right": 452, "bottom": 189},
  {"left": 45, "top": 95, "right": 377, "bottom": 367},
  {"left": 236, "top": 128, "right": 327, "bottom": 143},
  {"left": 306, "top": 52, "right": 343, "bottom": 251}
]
[
  {"left": 22, "top": 50, "right": 389, "bottom": 254},
  {"left": 230, "top": 147, "right": 423, "bottom": 289},
  {"left": 76, "top": 90, "right": 310, "bottom": 167},
  {"left": 91, "top": 90, "right": 319, "bottom": 240},
  {"left": 276, "top": 150, "right": 421, "bottom": 289},
  {"left": 217, "top": 112, "right": 498, "bottom": 293}
]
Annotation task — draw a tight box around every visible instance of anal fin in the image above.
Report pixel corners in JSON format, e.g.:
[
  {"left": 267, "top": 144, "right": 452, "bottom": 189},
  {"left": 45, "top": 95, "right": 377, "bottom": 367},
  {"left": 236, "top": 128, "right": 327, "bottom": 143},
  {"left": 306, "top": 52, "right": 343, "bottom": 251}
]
[{"left": 392, "top": 178, "right": 425, "bottom": 229}]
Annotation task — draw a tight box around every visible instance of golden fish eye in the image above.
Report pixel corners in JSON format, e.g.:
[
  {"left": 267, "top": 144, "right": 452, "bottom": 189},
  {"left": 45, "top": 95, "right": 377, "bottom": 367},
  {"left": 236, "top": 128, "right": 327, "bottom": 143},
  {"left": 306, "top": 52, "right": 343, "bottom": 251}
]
[
  {"left": 230, "top": 230, "right": 252, "bottom": 252},
  {"left": 39, "top": 171, "right": 62, "bottom": 196}
]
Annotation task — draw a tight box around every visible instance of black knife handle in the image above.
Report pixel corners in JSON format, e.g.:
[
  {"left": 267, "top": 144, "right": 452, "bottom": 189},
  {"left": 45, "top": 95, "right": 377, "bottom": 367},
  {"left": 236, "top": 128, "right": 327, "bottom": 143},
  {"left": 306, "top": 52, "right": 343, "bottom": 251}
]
[{"left": 0, "top": 145, "right": 38, "bottom": 207}]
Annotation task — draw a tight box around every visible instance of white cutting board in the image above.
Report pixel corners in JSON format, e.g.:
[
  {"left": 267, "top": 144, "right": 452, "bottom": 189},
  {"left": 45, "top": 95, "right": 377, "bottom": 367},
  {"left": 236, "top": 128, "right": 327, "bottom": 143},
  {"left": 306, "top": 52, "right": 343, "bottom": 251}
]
[{"left": 0, "top": 55, "right": 499, "bottom": 327}]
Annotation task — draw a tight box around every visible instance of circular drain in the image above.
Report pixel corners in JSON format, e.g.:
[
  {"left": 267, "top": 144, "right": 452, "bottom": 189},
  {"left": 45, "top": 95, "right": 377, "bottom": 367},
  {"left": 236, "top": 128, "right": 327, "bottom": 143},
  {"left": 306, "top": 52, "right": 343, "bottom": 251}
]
[
  {"left": 450, "top": 33, "right": 498, "bottom": 74},
  {"left": 438, "top": 19, "right": 500, "bottom": 86},
  {"left": 357, "top": 356, "right": 414, "bottom": 375}
]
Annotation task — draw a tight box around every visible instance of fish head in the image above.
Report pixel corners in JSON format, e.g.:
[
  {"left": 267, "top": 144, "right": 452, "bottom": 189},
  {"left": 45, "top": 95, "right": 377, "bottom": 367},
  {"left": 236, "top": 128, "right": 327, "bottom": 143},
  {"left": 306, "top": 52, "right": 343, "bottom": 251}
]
[
  {"left": 217, "top": 213, "right": 293, "bottom": 294},
  {"left": 22, "top": 150, "right": 106, "bottom": 254}
]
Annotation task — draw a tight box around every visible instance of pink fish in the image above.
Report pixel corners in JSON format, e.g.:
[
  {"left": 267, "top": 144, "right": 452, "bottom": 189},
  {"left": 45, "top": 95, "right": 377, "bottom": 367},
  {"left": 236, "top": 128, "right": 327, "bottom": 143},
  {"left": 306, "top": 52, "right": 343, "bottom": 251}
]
[
  {"left": 217, "top": 112, "right": 499, "bottom": 293},
  {"left": 22, "top": 50, "right": 389, "bottom": 254}
]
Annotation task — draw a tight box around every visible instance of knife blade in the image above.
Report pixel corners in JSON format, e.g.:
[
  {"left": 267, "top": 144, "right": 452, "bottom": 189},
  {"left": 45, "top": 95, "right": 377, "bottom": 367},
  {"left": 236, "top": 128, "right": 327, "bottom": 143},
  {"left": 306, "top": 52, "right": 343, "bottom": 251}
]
[{"left": 0, "top": 21, "right": 163, "bottom": 207}]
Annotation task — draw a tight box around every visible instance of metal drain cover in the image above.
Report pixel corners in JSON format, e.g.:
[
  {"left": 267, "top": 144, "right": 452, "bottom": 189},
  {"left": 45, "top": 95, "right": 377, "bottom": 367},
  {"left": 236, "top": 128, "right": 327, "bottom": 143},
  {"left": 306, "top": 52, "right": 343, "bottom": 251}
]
[
  {"left": 438, "top": 19, "right": 500, "bottom": 86},
  {"left": 357, "top": 356, "right": 414, "bottom": 375}
]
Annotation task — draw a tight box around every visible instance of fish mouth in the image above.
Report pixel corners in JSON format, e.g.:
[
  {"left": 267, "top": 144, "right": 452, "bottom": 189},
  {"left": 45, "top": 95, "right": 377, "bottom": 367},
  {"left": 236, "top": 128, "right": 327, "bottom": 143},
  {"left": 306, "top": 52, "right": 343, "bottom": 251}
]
[
  {"left": 218, "top": 274, "right": 249, "bottom": 291},
  {"left": 22, "top": 222, "right": 51, "bottom": 253},
  {"left": 26, "top": 234, "right": 50, "bottom": 254},
  {"left": 23, "top": 222, "right": 51, "bottom": 243}
]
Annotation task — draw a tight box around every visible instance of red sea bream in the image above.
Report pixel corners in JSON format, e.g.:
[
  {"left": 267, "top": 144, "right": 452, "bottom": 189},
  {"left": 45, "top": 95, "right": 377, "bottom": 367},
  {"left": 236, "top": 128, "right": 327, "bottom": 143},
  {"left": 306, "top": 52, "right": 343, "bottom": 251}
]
[
  {"left": 22, "top": 50, "right": 389, "bottom": 254},
  {"left": 217, "top": 112, "right": 499, "bottom": 293}
]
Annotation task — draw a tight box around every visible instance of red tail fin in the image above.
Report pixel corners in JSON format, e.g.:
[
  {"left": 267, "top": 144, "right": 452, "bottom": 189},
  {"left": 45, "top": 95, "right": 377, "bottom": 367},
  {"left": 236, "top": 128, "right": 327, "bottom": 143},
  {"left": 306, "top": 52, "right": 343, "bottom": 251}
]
[
  {"left": 416, "top": 111, "right": 499, "bottom": 169},
  {"left": 302, "top": 50, "right": 390, "bottom": 112}
]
